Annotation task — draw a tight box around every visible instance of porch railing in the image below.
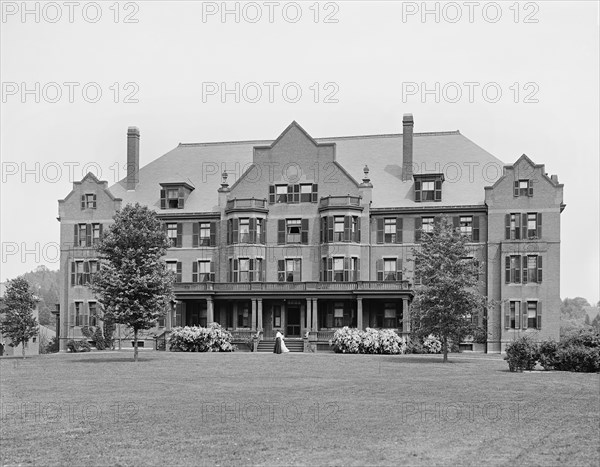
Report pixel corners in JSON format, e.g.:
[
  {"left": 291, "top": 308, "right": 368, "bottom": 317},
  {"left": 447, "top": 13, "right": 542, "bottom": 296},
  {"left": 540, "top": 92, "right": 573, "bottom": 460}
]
[
  {"left": 174, "top": 281, "right": 411, "bottom": 293},
  {"left": 225, "top": 198, "right": 268, "bottom": 211},
  {"left": 319, "top": 195, "right": 361, "bottom": 208}
]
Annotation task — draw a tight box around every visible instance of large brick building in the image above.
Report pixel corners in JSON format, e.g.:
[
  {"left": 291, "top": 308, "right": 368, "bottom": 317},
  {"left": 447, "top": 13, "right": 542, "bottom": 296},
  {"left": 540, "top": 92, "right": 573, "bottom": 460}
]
[{"left": 57, "top": 115, "right": 564, "bottom": 352}]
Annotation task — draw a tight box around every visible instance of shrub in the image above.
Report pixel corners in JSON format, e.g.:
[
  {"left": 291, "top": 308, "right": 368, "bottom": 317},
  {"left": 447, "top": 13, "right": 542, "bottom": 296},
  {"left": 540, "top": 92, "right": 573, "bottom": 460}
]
[
  {"left": 423, "top": 334, "right": 442, "bottom": 354},
  {"left": 504, "top": 336, "right": 539, "bottom": 372},
  {"left": 406, "top": 340, "right": 425, "bottom": 354},
  {"left": 93, "top": 327, "right": 106, "bottom": 350},
  {"left": 538, "top": 339, "right": 559, "bottom": 370},
  {"left": 554, "top": 345, "right": 600, "bottom": 373},
  {"left": 168, "top": 324, "right": 236, "bottom": 352},
  {"left": 44, "top": 337, "right": 60, "bottom": 354},
  {"left": 66, "top": 339, "right": 91, "bottom": 353},
  {"left": 329, "top": 327, "right": 407, "bottom": 354}
]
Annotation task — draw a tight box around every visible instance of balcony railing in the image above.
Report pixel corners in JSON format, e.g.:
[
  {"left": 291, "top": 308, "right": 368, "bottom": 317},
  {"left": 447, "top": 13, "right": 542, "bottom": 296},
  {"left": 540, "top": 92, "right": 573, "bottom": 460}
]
[
  {"left": 319, "top": 195, "right": 361, "bottom": 208},
  {"left": 225, "top": 198, "right": 267, "bottom": 211},
  {"left": 174, "top": 281, "right": 411, "bottom": 293}
]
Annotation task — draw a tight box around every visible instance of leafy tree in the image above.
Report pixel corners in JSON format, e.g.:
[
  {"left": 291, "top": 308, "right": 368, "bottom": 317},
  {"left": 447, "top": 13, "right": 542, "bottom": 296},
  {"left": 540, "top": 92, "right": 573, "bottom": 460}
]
[
  {"left": 21, "top": 266, "right": 60, "bottom": 327},
  {"left": 91, "top": 203, "right": 175, "bottom": 361},
  {"left": 410, "top": 216, "right": 490, "bottom": 362},
  {"left": 592, "top": 315, "right": 600, "bottom": 332},
  {"left": 584, "top": 314, "right": 591, "bottom": 326},
  {"left": 0, "top": 277, "right": 39, "bottom": 358},
  {"left": 560, "top": 297, "right": 592, "bottom": 335}
]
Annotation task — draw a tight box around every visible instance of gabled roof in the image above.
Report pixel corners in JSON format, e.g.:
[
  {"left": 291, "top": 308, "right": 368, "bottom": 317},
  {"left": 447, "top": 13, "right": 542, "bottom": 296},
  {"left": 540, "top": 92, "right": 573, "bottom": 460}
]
[{"left": 108, "top": 124, "right": 505, "bottom": 211}]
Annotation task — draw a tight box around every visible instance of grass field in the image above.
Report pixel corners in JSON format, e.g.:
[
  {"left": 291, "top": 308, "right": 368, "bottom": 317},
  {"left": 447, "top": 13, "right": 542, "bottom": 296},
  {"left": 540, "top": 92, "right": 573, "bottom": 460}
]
[{"left": 1, "top": 351, "right": 599, "bottom": 466}]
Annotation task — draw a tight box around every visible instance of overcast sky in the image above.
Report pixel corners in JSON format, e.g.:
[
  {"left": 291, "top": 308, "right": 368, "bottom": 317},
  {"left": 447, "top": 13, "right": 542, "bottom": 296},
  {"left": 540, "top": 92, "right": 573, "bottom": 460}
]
[{"left": 1, "top": 1, "right": 598, "bottom": 305}]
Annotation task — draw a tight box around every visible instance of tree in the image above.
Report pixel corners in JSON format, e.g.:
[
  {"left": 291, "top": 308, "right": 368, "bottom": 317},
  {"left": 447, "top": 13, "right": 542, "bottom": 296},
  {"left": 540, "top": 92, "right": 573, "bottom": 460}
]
[
  {"left": 560, "top": 297, "right": 591, "bottom": 335},
  {"left": 91, "top": 203, "right": 175, "bottom": 361},
  {"left": 0, "top": 277, "right": 39, "bottom": 358},
  {"left": 410, "top": 216, "right": 490, "bottom": 362},
  {"left": 592, "top": 315, "right": 600, "bottom": 332}
]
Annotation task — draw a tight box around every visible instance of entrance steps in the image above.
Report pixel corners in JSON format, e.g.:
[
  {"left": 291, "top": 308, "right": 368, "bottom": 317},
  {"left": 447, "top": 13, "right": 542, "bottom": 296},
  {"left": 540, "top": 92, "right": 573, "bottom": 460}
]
[{"left": 257, "top": 338, "right": 304, "bottom": 353}]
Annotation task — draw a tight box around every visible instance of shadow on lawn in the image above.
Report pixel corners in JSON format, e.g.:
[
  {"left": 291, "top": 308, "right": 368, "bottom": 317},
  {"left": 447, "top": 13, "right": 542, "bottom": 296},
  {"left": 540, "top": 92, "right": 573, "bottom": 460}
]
[
  {"left": 382, "top": 356, "right": 464, "bottom": 364},
  {"left": 66, "top": 357, "right": 160, "bottom": 363}
]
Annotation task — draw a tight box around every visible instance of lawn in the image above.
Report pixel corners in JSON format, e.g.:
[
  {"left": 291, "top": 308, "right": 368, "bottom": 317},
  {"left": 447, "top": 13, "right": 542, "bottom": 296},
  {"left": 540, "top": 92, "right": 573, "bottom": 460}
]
[{"left": 1, "top": 351, "right": 599, "bottom": 466}]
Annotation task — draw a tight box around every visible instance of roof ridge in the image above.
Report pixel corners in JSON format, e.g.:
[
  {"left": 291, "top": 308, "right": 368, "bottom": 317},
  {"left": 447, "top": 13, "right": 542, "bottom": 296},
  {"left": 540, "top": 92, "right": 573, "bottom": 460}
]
[{"left": 177, "top": 130, "right": 461, "bottom": 147}]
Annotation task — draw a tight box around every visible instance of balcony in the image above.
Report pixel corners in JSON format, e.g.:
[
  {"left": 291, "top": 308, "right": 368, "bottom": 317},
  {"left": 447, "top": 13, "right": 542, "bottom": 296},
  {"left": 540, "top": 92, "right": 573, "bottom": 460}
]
[
  {"left": 225, "top": 198, "right": 268, "bottom": 213},
  {"left": 319, "top": 195, "right": 362, "bottom": 209},
  {"left": 174, "top": 281, "right": 411, "bottom": 294}
]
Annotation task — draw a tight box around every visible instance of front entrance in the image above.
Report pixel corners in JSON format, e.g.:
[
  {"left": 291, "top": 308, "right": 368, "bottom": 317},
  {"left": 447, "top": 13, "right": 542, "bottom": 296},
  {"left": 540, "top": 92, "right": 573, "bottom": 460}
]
[{"left": 287, "top": 306, "right": 301, "bottom": 337}]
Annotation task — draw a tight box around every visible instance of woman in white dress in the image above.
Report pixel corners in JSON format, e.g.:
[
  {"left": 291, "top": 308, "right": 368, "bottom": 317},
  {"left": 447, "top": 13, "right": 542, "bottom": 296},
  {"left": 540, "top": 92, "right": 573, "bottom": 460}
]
[{"left": 275, "top": 331, "right": 290, "bottom": 353}]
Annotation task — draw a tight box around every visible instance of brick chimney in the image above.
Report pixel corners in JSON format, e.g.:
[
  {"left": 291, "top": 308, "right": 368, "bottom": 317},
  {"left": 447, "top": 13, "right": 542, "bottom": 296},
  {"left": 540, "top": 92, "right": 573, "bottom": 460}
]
[
  {"left": 126, "top": 126, "right": 140, "bottom": 190},
  {"left": 402, "top": 113, "right": 414, "bottom": 180}
]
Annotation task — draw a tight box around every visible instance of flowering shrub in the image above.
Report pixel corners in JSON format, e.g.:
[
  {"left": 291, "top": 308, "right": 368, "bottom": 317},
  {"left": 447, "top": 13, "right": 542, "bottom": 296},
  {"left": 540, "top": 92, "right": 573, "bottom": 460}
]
[
  {"left": 423, "top": 334, "right": 442, "bottom": 354},
  {"left": 329, "top": 327, "right": 407, "bottom": 354},
  {"left": 169, "top": 324, "right": 236, "bottom": 352}
]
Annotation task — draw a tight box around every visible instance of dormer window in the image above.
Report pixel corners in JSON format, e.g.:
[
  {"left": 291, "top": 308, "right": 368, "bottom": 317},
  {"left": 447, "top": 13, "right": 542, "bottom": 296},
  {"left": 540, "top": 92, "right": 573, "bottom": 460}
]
[
  {"left": 160, "top": 182, "right": 194, "bottom": 209},
  {"left": 414, "top": 174, "right": 443, "bottom": 202},
  {"left": 80, "top": 193, "right": 97, "bottom": 210},
  {"left": 514, "top": 179, "right": 533, "bottom": 197}
]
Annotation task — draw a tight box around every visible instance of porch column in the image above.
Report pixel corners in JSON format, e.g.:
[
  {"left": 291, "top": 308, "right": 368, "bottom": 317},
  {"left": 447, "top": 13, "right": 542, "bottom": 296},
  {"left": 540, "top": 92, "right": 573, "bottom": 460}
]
[
  {"left": 251, "top": 299, "right": 257, "bottom": 331},
  {"left": 166, "top": 302, "right": 173, "bottom": 331},
  {"left": 402, "top": 298, "right": 410, "bottom": 333},
  {"left": 306, "top": 298, "right": 312, "bottom": 332},
  {"left": 206, "top": 297, "right": 214, "bottom": 324},
  {"left": 356, "top": 297, "right": 363, "bottom": 330},
  {"left": 257, "top": 299, "right": 263, "bottom": 331},
  {"left": 311, "top": 298, "right": 318, "bottom": 331}
]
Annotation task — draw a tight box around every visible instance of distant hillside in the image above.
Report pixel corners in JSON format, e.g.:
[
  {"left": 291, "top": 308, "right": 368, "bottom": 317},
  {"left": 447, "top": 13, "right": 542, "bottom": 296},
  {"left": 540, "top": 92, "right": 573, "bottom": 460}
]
[{"left": 18, "top": 266, "right": 61, "bottom": 326}]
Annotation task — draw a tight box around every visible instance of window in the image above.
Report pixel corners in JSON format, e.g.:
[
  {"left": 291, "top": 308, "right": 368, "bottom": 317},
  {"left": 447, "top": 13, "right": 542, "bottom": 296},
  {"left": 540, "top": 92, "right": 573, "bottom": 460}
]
[
  {"left": 238, "top": 302, "right": 250, "bottom": 328},
  {"left": 527, "top": 213, "right": 542, "bottom": 239},
  {"left": 238, "top": 258, "right": 250, "bottom": 282},
  {"left": 300, "top": 184, "right": 312, "bottom": 202},
  {"left": 88, "top": 260, "right": 98, "bottom": 284},
  {"left": 279, "top": 259, "right": 301, "bottom": 282},
  {"left": 384, "top": 303, "right": 398, "bottom": 328},
  {"left": 527, "top": 302, "right": 537, "bottom": 329},
  {"left": 78, "top": 224, "right": 87, "bottom": 247},
  {"left": 509, "top": 301, "right": 519, "bottom": 329},
  {"left": 273, "top": 306, "right": 281, "bottom": 327},
  {"left": 422, "top": 217, "right": 434, "bottom": 234},
  {"left": 514, "top": 179, "right": 533, "bottom": 197},
  {"left": 167, "top": 189, "right": 179, "bottom": 208},
  {"left": 286, "top": 219, "right": 302, "bottom": 244},
  {"left": 85, "top": 194, "right": 96, "bottom": 209},
  {"left": 199, "top": 222, "right": 211, "bottom": 245},
  {"left": 91, "top": 223, "right": 101, "bottom": 245},
  {"left": 333, "top": 257, "right": 344, "bottom": 282},
  {"left": 75, "top": 261, "right": 85, "bottom": 285},
  {"left": 351, "top": 217, "right": 360, "bottom": 243},
  {"left": 193, "top": 260, "right": 214, "bottom": 282},
  {"left": 333, "top": 216, "right": 344, "bottom": 242},
  {"left": 522, "top": 255, "right": 542, "bottom": 284},
  {"left": 505, "top": 255, "right": 521, "bottom": 283},
  {"left": 384, "top": 218, "right": 396, "bottom": 243},
  {"left": 167, "top": 223, "right": 178, "bottom": 248},
  {"left": 89, "top": 302, "right": 98, "bottom": 327},
  {"left": 384, "top": 259, "right": 397, "bottom": 281},
  {"left": 414, "top": 175, "right": 443, "bottom": 202},
  {"left": 253, "top": 258, "right": 264, "bottom": 282},
  {"left": 459, "top": 216, "right": 472, "bottom": 239},
  {"left": 334, "top": 302, "right": 344, "bottom": 327},
  {"left": 74, "top": 301, "right": 84, "bottom": 326},
  {"left": 239, "top": 218, "right": 250, "bottom": 243},
  {"left": 166, "top": 261, "right": 182, "bottom": 282},
  {"left": 256, "top": 218, "right": 263, "bottom": 244},
  {"left": 350, "top": 257, "right": 360, "bottom": 281},
  {"left": 276, "top": 185, "right": 287, "bottom": 203}
]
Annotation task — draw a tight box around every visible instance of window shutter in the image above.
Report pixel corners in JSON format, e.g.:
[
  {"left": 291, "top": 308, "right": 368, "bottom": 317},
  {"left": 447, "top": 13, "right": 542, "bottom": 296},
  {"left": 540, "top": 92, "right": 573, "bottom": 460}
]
[
  {"left": 513, "top": 181, "right": 519, "bottom": 197},
  {"left": 249, "top": 218, "right": 257, "bottom": 244},
  {"left": 311, "top": 184, "right": 318, "bottom": 203},
  {"left": 397, "top": 258, "right": 403, "bottom": 281},
  {"left": 356, "top": 217, "right": 361, "bottom": 243},
  {"left": 69, "top": 303, "right": 75, "bottom": 326},
  {"left": 210, "top": 261, "right": 215, "bottom": 281},
  {"left": 71, "top": 262, "right": 75, "bottom": 286},
  {"left": 80, "top": 195, "right": 85, "bottom": 210},
  {"left": 287, "top": 184, "right": 294, "bottom": 203},
  {"left": 301, "top": 218, "right": 309, "bottom": 244},
  {"left": 192, "top": 261, "right": 198, "bottom": 282},
  {"left": 434, "top": 180, "right": 442, "bottom": 201},
  {"left": 232, "top": 218, "right": 239, "bottom": 245},
  {"left": 327, "top": 216, "right": 334, "bottom": 243},
  {"left": 82, "top": 303, "right": 89, "bottom": 327},
  {"left": 522, "top": 301, "right": 528, "bottom": 329},
  {"left": 277, "top": 260, "right": 284, "bottom": 282},
  {"left": 505, "top": 256, "right": 510, "bottom": 283},
  {"left": 453, "top": 216, "right": 459, "bottom": 231},
  {"left": 521, "top": 213, "right": 527, "bottom": 241},
  {"left": 414, "top": 180, "right": 421, "bottom": 202},
  {"left": 514, "top": 214, "right": 520, "bottom": 240},
  {"left": 504, "top": 302, "right": 510, "bottom": 329},
  {"left": 99, "top": 223, "right": 103, "bottom": 240},
  {"left": 414, "top": 217, "right": 422, "bottom": 242},
  {"left": 249, "top": 259, "right": 255, "bottom": 282},
  {"left": 522, "top": 256, "right": 528, "bottom": 284},
  {"left": 536, "top": 302, "right": 542, "bottom": 329},
  {"left": 261, "top": 219, "right": 266, "bottom": 244},
  {"left": 343, "top": 257, "right": 350, "bottom": 282},
  {"left": 293, "top": 184, "right": 300, "bottom": 203},
  {"left": 356, "top": 258, "right": 360, "bottom": 281},
  {"left": 537, "top": 256, "right": 542, "bottom": 283},
  {"left": 176, "top": 223, "right": 183, "bottom": 248},
  {"left": 376, "top": 218, "right": 384, "bottom": 244},
  {"left": 528, "top": 180, "right": 533, "bottom": 197},
  {"left": 227, "top": 219, "right": 232, "bottom": 244},
  {"left": 343, "top": 216, "right": 351, "bottom": 242},
  {"left": 327, "top": 257, "right": 333, "bottom": 282},
  {"left": 514, "top": 256, "right": 521, "bottom": 283},
  {"left": 160, "top": 189, "right": 166, "bottom": 209},
  {"left": 269, "top": 185, "right": 275, "bottom": 204},
  {"left": 376, "top": 259, "right": 383, "bottom": 281},
  {"left": 74, "top": 224, "right": 79, "bottom": 246},
  {"left": 92, "top": 194, "right": 97, "bottom": 208},
  {"left": 176, "top": 262, "right": 182, "bottom": 282},
  {"left": 192, "top": 222, "right": 199, "bottom": 248},
  {"left": 472, "top": 216, "right": 480, "bottom": 242},
  {"left": 505, "top": 214, "right": 511, "bottom": 240},
  {"left": 85, "top": 224, "right": 91, "bottom": 247},
  {"left": 320, "top": 217, "right": 325, "bottom": 243},
  {"left": 396, "top": 217, "right": 403, "bottom": 244},
  {"left": 177, "top": 187, "right": 185, "bottom": 209},
  {"left": 537, "top": 213, "right": 542, "bottom": 239},
  {"left": 277, "top": 219, "right": 286, "bottom": 245},
  {"left": 233, "top": 259, "right": 238, "bottom": 283}
]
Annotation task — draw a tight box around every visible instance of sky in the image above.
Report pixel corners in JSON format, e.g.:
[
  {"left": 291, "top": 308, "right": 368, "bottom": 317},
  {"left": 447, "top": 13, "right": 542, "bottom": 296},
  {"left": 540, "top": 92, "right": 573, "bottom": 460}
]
[{"left": 1, "top": 1, "right": 598, "bottom": 305}]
